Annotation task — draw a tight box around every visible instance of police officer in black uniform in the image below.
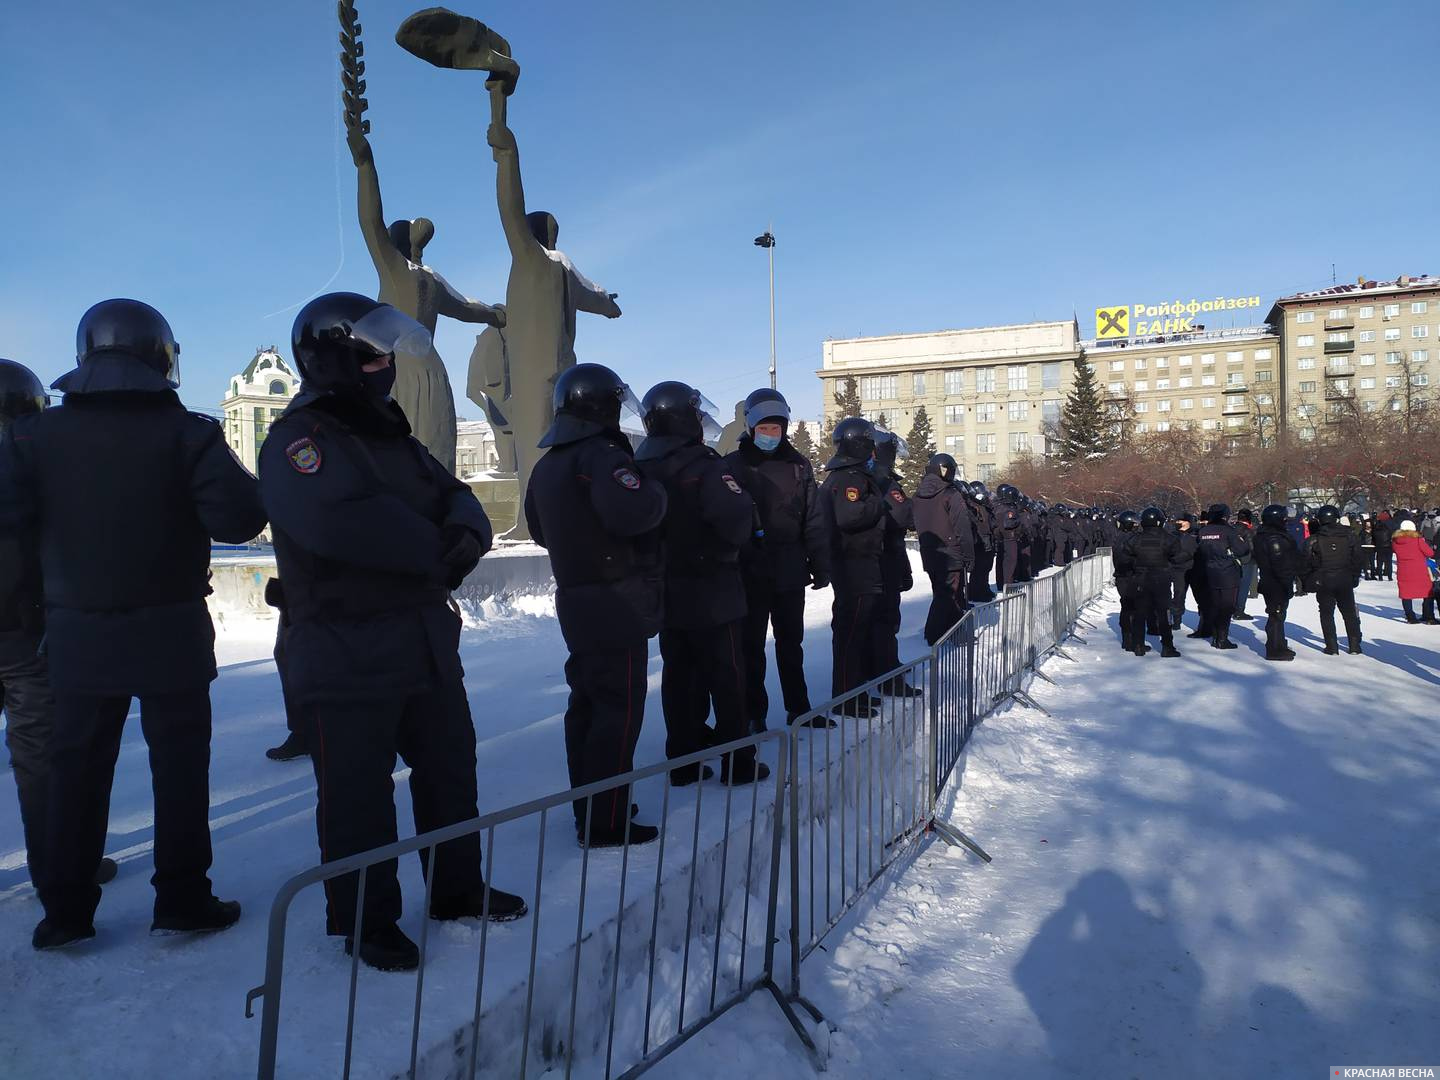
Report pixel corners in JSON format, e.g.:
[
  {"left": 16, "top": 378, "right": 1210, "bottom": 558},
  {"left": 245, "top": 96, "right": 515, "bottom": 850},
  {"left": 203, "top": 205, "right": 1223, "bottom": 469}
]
[
  {"left": 819, "top": 418, "right": 888, "bottom": 719},
  {"left": 964, "top": 481, "right": 997, "bottom": 602},
  {"left": 638, "top": 382, "right": 768, "bottom": 785},
  {"left": 0, "top": 300, "right": 266, "bottom": 950},
  {"left": 1118, "top": 508, "right": 1184, "bottom": 658},
  {"left": 1168, "top": 514, "right": 1199, "bottom": 631},
  {"left": 1111, "top": 511, "right": 1144, "bottom": 652},
  {"left": 1302, "top": 504, "right": 1365, "bottom": 655},
  {"left": 722, "top": 388, "right": 829, "bottom": 729},
  {"left": 524, "top": 364, "right": 668, "bottom": 847},
  {"left": 871, "top": 429, "right": 918, "bottom": 696},
  {"left": 1252, "top": 504, "right": 1300, "bottom": 661},
  {"left": 913, "top": 453, "right": 975, "bottom": 645},
  {"left": 1192, "top": 503, "right": 1251, "bottom": 650},
  {"left": 261, "top": 293, "right": 525, "bottom": 971},
  {"left": 993, "top": 484, "right": 1032, "bottom": 589}
]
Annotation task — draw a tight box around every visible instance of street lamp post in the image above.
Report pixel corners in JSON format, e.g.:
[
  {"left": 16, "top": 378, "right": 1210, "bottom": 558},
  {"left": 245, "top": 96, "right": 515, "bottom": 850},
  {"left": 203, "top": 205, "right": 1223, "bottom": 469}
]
[{"left": 753, "top": 228, "right": 777, "bottom": 390}]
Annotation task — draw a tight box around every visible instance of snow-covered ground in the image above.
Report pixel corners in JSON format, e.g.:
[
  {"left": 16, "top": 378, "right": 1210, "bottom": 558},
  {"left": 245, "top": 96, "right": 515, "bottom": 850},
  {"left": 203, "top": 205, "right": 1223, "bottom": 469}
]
[{"left": 660, "top": 578, "right": 1440, "bottom": 1078}]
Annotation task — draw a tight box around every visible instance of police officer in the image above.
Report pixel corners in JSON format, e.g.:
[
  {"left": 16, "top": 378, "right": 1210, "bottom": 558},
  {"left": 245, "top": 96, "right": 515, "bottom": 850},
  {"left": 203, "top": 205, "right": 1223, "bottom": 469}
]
[
  {"left": 820, "top": 418, "right": 888, "bottom": 719},
  {"left": 871, "top": 429, "right": 918, "bottom": 696},
  {"left": 721, "top": 388, "right": 829, "bottom": 729},
  {"left": 1302, "top": 505, "right": 1364, "bottom": 655},
  {"left": 638, "top": 382, "right": 768, "bottom": 785},
  {"left": 261, "top": 293, "right": 525, "bottom": 971},
  {"left": 1192, "top": 503, "right": 1251, "bottom": 650},
  {"left": 1168, "top": 513, "right": 1198, "bottom": 631},
  {"left": 964, "top": 481, "right": 997, "bottom": 602},
  {"left": 524, "top": 363, "right": 668, "bottom": 846},
  {"left": 1111, "top": 511, "right": 1145, "bottom": 652},
  {"left": 1252, "top": 504, "right": 1300, "bottom": 661},
  {"left": 993, "top": 485, "right": 1031, "bottom": 589},
  {"left": 1119, "top": 508, "right": 1184, "bottom": 657},
  {"left": 913, "top": 453, "right": 974, "bottom": 645},
  {"left": 0, "top": 300, "right": 265, "bottom": 950}
]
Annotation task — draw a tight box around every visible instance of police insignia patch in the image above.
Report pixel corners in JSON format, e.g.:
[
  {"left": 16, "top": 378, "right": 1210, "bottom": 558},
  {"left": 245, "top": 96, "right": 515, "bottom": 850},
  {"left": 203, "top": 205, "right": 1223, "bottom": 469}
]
[
  {"left": 845, "top": 486, "right": 860, "bottom": 502},
  {"left": 286, "top": 438, "right": 322, "bottom": 474},
  {"left": 721, "top": 474, "right": 743, "bottom": 495},
  {"left": 613, "top": 467, "right": 641, "bottom": 490},
  {"left": 890, "top": 489, "right": 905, "bottom": 503}
]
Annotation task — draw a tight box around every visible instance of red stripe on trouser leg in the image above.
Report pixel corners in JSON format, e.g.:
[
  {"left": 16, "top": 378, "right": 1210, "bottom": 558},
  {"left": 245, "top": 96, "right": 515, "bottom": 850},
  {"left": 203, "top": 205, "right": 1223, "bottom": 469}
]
[{"left": 612, "top": 648, "right": 633, "bottom": 830}]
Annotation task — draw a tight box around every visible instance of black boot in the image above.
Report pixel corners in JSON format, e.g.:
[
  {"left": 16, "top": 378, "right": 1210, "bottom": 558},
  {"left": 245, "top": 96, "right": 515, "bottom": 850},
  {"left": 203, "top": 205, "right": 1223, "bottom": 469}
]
[
  {"left": 32, "top": 919, "right": 96, "bottom": 951},
  {"left": 669, "top": 763, "right": 715, "bottom": 787},
  {"left": 265, "top": 731, "right": 309, "bottom": 761},
  {"left": 430, "top": 885, "right": 528, "bottom": 923},
  {"left": 151, "top": 896, "right": 242, "bottom": 936},
  {"left": 1323, "top": 637, "right": 1340, "bottom": 655},
  {"left": 580, "top": 820, "right": 661, "bottom": 849},
  {"left": 95, "top": 857, "right": 118, "bottom": 886},
  {"left": 1347, "top": 637, "right": 1363, "bottom": 655},
  {"left": 878, "top": 678, "right": 923, "bottom": 698},
  {"left": 789, "top": 710, "right": 837, "bottom": 729},
  {"left": 345, "top": 923, "right": 419, "bottom": 972},
  {"left": 721, "top": 755, "right": 772, "bottom": 786}
]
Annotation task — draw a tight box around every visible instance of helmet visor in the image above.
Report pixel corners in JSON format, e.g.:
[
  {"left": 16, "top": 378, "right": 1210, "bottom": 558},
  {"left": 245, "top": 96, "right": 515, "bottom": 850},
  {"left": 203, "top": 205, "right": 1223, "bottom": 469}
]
[
  {"left": 694, "top": 390, "right": 724, "bottom": 442},
  {"left": 347, "top": 305, "right": 433, "bottom": 361}
]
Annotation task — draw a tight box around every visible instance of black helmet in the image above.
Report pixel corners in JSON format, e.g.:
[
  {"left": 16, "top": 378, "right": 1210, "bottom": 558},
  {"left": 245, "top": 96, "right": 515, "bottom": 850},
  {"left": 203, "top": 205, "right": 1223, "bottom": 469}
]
[
  {"left": 1315, "top": 504, "right": 1340, "bottom": 526},
  {"left": 0, "top": 359, "right": 46, "bottom": 432},
  {"left": 539, "top": 363, "right": 642, "bottom": 448},
  {"left": 997, "top": 483, "right": 1020, "bottom": 503},
  {"left": 292, "top": 292, "right": 429, "bottom": 395},
  {"left": 642, "top": 380, "right": 709, "bottom": 441},
  {"left": 1261, "top": 504, "right": 1287, "bottom": 528},
  {"left": 830, "top": 416, "right": 876, "bottom": 466},
  {"left": 926, "top": 453, "right": 957, "bottom": 483},
  {"left": 76, "top": 298, "right": 180, "bottom": 384},
  {"left": 969, "top": 480, "right": 989, "bottom": 501},
  {"left": 1207, "top": 503, "right": 1230, "bottom": 523},
  {"left": 742, "top": 387, "right": 790, "bottom": 431},
  {"left": 1140, "top": 507, "right": 1165, "bottom": 529},
  {"left": 873, "top": 426, "right": 909, "bottom": 469},
  {"left": 1117, "top": 510, "right": 1141, "bottom": 531}
]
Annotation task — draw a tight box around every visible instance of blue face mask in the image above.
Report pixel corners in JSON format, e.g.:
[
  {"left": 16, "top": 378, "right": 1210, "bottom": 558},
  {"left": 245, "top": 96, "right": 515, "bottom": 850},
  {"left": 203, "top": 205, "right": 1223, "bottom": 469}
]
[{"left": 753, "top": 432, "right": 781, "bottom": 453}]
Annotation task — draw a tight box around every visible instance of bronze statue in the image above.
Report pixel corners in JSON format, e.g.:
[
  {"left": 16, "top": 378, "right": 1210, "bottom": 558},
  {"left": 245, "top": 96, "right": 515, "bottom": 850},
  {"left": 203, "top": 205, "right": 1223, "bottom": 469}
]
[
  {"left": 339, "top": 1, "right": 504, "bottom": 474},
  {"left": 394, "top": 6, "right": 623, "bottom": 541}
]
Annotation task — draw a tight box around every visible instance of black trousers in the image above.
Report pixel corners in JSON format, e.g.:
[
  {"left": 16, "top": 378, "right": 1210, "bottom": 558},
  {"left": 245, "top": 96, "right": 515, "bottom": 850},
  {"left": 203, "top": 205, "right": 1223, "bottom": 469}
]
[
  {"left": 1116, "top": 578, "right": 1144, "bottom": 648},
  {"left": 1137, "top": 572, "right": 1174, "bottom": 645},
  {"left": 1206, "top": 581, "right": 1239, "bottom": 641},
  {"left": 1188, "top": 571, "right": 1210, "bottom": 631},
  {"left": 660, "top": 620, "right": 752, "bottom": 766},
  {"left": 563, "top": 645, "right": 648, "bottom": 835},
  {"left": 1, "top": 631, "right": 55, "bottom": 884},
  {"left": 273, "top": 618, "right": 306, "bottom": 743},
  {"left": 1260, "top": 583, "right": 1292, "bottom": 656},
  {"left": 740, "top": 578, "right": 810, "bottom": 729},
  {"left": 1169, "top": 570, "right": 1189, "bottom": 622},
  {"left": 871, "top": 590, "right": 904, "bottom": 680},
  {"left": 1315, "top": 584, "right": 1362, "bottom": 647},
  {"left": 1376, "top": 548, "right": 1393, "bottom": 580},
  {"left": 924, "top": 569, "right": 969, "bottom": 646},
  {"left": 831, "top": 592, "right": 878, "bottom": 698},
  {"left": 1402, "top": 597, "right": 1435, "bottom": 621},
  {"left": 968, "top": 550, "right": 995, "bottom": 601},
  {"left": 39, "top": 689, "right": 214, "bottom": 926},
  {"left": 308, "top": 676, "right": 484, "bottom": 936}
]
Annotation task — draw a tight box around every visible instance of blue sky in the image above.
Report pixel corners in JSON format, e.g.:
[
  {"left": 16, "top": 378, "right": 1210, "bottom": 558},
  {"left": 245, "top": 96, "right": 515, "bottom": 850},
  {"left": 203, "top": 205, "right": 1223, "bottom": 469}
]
[{"left": 2, "top": 0, "right": 1435, "bottom": 421}]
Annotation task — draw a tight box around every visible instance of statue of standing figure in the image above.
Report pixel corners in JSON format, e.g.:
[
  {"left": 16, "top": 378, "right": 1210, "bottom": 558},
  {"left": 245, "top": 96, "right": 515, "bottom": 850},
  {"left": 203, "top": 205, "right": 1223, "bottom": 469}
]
[{"left": 339, "top": 1, "right": 505, "bottom": 474}]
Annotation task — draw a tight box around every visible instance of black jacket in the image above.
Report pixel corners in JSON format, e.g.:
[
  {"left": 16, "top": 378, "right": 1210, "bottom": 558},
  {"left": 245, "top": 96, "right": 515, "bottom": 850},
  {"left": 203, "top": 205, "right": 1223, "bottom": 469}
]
[
  {"left": 722, "top": 436, "right": 829, "bottom": 590},
  {"left": 1303, "top": 523, "right": 1364, "bottom": 589},
  {"left": 819, "top": 459, "right": 888, "bottom": 596},
  {"left": 876, "top": 472, "right": 914, "bottom": 593},
  {"left": 1194, "top": 521, "right": 1251, "bottom": 586},
  {"left": 0, "top": 531, "right": 42, "bottom": 636},
  {"left": 1117, "top": 526, "right": 1184, "bottom": 576},
  {"left": 0, "top": 383, "right": 265, "bottom": 694},
  {"left": 913, "top": 474, "right": 975, "bottom": 574},
  {"left": 1251, "top": 524, "right": 1300, "bottom": 586},
  {"left": 525, "top": 427, "right": 667, "bottom": 651},
  {"left": 1168, "top": 528, "right": 1199, "bottom": 573},
  {"left": 639, "top": 437, "right": 753, "bottom": 630},
  {"left": 260, "top": 393, "right": 490, "bottom": 703}
]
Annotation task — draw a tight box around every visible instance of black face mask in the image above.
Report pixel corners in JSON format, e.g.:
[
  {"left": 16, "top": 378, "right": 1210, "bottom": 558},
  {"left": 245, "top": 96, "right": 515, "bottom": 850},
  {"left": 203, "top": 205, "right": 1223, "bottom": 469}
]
[{"left": 359, "top": 362, "right": 396, "bottom": 400}]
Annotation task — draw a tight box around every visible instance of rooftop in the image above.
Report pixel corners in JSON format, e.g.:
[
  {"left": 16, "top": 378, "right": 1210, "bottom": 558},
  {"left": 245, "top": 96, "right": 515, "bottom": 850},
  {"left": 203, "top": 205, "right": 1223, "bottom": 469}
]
[
  {"left": 1271, "top": 275, "right": 1438, "bottom": 305},
  {"left": 1082, "top": 325, "right": 1278, "bottom": 351}
]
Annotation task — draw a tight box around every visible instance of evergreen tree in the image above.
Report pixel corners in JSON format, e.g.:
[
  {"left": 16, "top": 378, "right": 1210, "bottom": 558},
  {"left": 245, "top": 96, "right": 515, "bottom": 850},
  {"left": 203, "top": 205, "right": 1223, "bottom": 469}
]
[
  {"left": 899, "top": 405, "right": 936, "bottom": 491},
  {"left": 1057, "top": 352, "right": 1116, "bottom": 461},
  {"left": 790, "top": 420, "right": 824, "bottom": 473},
  {"left": 822, "top": 375, "right": 863, "bottom": 452}
]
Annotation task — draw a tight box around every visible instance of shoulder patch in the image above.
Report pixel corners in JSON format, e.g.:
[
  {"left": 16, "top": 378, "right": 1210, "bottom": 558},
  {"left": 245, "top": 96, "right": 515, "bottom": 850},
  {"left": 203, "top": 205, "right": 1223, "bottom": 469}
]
[
  {"left": 613, "top": 467, "right": 641, "bottom": 490},
  {"left": 721, "top": 473, "right": 743, "bottom": 495},
  {"left": 889, "top": 488, "right": 906, "bottom": 503},
  {"left": 286, "top": 437, "right": 322, "bottom": 475},
  {"left": 845, "top": 486, "right": 860, "bottom": 503}
]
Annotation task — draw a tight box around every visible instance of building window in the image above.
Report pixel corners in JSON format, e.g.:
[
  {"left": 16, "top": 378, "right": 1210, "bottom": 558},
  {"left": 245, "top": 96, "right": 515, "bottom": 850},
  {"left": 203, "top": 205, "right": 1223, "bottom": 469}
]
[
  {"left": 1327, "top": 332, "right": 1349, "bottom": 343},
  {"left": 1155, "top": 378, "right": 1170, "bottom": 390},
  {"left": 1298, "top": 381, "right": 1317, "bottom": 393},
  {"left": 1328, "top": 307, "right": 1348, "bottom": 319},
  {"left": 1042, "top": 362, "right": 1061, "bottom": 389},
  {"left": 1332, "top": 379, "right": 1351, "bottom": 395},
  {"left": 1134, "top": 422, "right": 1149, "bottom": 434},
  {"left": 1226, "top": 351, "right": 1244, "bottom": 363},
  {"left": 1178, "top": 375, "right": 1193, "bottom": 388},
  {"left": 1108, "top": 381, "right": 1126, "bottom": 394},
  {"left": 976, "top": 434, "right": 997, "bottom": 454},
  {"left": 1254, "top": 370, "right": 1272, "bottom": 382},
  {"left": 1007, "top": 400, "right": 1028, "bottom": 422},
  {"left": 859, "top": 375, "right": 898, "bottom": 400},
  {"left": 944, "top": 405, "right": 964, "bottom": 425},
  {"left": 1329, "top": 356, "right": 1350, "bottom": 370},
  {"left": 975, "top": 367, "right": 996, "bottom": 393},
  {"left": 1383, "top": 303, "right": 1400, "bottom": 317},
  {"left": 1296, "top": 405, "right": 1317, "bottom": 418},
  {"left": 1133, "top": 357, "right": 1147, "bottom": 371},
  {"left": 976, "top": 403, "right": 996, "bottom": 422},
  {"left": 1413, "top": 325, "right": 1430, "bottom": 339},
  {"left": 1156, "top": 420, "right": 1171, "bottom": 432},
  {"left": 1201, "top": 397, "right": 1217, "bottom": 409},
  {"left": 1155, "top": 356, "right": 1169, "bottom": 369},
  {"left": 1157, "top": 399, "right": 1172, "bottom": 412},
  {"left": 1007, "top": 365, "right": 1029, "bottom": 391},
  {"left": 1358, "top": 330, "right": 1376, "bottom": 342},
  {"left": 1359, "top": 377, "right": 1376, "bottom": 390},
  {"left": 912, "top": 373, "right": 927, "bottom": 397},
  {"left": 1296, "top": 335, "right": 1315, "bottom": 347},
  {"left": 1129, "top": 401, "right": 1146, "bottom": 414},
  {"left": 1110, "top": 360, "right": 1125, "bottom": 373},
  {"left": 1041, "top": 399, "right": 1060, "bottom": 424},
  {"left": 1226, "top": 372, "right": 1244, "bottom": 386},
  {"left": 1412, "top": 301, "right": 1429, "bottom": 314},
  {"left": 977, "top": 463, "right": 996, "bottom": 482},
  {"left": 1178, "top": 355, "right": 1193, "bottom": 367},
  {"left": 1255, "top": 393, "right": 1274, "bottom": 405},
  {"left": 1134, "top": 380, "right": 1148, "bottom": 392},
  {"left": 1358, "top": 306, "right": 1374, "bottom": 318},
  {"left": 944, "top": 369, "right": 964, "bottom": 396},
  {"left": 1387, "top": 351, "right": 1403, "bottom": 364},
  {"left": 1385, "top": 375, "right": 1402, "bottom": 388},
  {"left": 1412, "top": 373, "right": 1430, "bottom": 387},
  {"left": 944, "top": 435, "right": 963, "bottom": 453},
  {"left": 1179, "top": 398, "right": 1193, "bottom": 410},
  {"left": 1201, "top": 418, "right": 1218, "bottom": 430},
  {"left": 1413, "top": 350, "right": 1429, "bottom": 364},
  {"left": 1298, "top": 357, "right": 1316, "bottom": 370},
  {"left": 1009, "top": 432, "right": 1030, "bottom": 454},
  {"left": 1384, "top": 328, "right": 1402, "bottom": 342},
  {"left": 1359, "top": 354, "right": 1376, "bottom": 366},
  {"left": 1201, "top": 353, "right": 1216, "bottom": 366},
  {"left": 1254, "top": 348, "right": 1273, "bottom": 360},
  {"left": 1201, "top": 374, "right": 1216, "bottom": 386},
  {"left": 1296, "top": 312, "right": 1315, "bottom": 323},
  {"left": 269, "top": 380, "right": 287, "bottom": 395}
]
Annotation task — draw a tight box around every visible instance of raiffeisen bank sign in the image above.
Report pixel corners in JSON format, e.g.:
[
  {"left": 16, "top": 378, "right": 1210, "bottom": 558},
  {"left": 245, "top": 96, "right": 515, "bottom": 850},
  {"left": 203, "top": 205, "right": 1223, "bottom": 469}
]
[{"left": 1094, "top": 294, "right": 1264, "bottom": 339}]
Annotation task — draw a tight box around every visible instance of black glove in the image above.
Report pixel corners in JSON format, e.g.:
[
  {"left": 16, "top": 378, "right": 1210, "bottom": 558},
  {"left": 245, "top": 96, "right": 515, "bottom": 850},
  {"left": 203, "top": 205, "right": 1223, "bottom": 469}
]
[{"left": 441, "top": 524, "right": 483, "bottom": 589}]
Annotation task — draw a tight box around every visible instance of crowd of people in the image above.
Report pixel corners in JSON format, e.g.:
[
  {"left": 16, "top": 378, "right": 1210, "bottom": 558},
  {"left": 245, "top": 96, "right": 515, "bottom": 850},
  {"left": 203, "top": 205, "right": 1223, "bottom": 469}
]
[{"left": 3, "top": 293, "right": 1433, "bottom": 975}]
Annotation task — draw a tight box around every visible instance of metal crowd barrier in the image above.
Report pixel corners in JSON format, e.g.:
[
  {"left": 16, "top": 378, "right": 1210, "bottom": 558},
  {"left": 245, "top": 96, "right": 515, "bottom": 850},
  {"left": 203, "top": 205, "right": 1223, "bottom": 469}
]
[{"left": 246, "top": 551, "right": 1113, "bottom": 1079}]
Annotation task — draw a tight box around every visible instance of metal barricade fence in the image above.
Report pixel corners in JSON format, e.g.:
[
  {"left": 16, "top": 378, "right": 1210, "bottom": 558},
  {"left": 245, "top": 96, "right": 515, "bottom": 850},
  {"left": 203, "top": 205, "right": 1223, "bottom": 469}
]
[{"left": 247, "top": 551, "right": 1113, "bottom": 1079}]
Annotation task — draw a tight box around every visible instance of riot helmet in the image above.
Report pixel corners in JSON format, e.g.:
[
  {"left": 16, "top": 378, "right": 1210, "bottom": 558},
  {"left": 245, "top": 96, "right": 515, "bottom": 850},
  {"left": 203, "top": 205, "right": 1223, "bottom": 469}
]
[
  {"left": 969, "top": 480, "right": 989, "bottom": 502},
  {"left": 1314, "top": 505, "right": 1340, "bottom": 526},
  {"left": 742, "top": 387, "right": 790, "bottom": 432},
  {"left": 872, "top": 426, "right": 909, "bottom": 471},
  {"left": 0, "top": 359, "right": 46, "bottom": 433},
  {"left": 996, "top": 483, "right": 1020, "bottom": 504},
  {"left": 1117, "top": 510, "right": 1141, "bottom": 531},
  {"left": 641, "top": 380, "right": 718, "bottom": 442},
  {"left": 292, "top": 292, "right": 430, "bottom": 398},
  {"left": 52, "top": 298, "right": 182, "bottom": 394},
  {"left": 926, "top": 453, "right": 957, "bottom": 483},
  {"left": 1140, "top": 507, "right": 1165, "bottom": 529},
  {"left": 830, "top": 417, "right": 876, "bottom": 467}
]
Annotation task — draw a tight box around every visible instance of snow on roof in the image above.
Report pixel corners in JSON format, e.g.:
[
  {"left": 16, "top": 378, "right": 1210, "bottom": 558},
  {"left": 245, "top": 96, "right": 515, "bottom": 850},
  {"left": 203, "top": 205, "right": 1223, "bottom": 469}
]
[{"left": 1273, "top": 275, "right": 1438, "bottom": 304}]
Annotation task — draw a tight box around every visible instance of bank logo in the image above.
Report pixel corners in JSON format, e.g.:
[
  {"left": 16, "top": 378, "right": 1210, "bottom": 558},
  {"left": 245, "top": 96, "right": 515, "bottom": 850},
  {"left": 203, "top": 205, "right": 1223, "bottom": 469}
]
[{"left": 1095, "top": 306, "right": 1130, "bottom": 339}]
